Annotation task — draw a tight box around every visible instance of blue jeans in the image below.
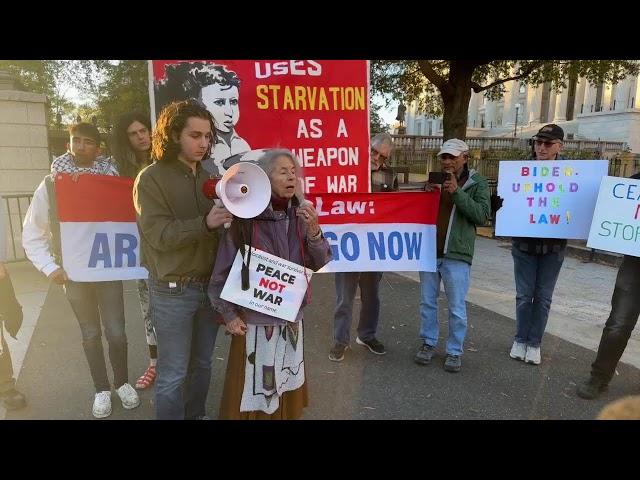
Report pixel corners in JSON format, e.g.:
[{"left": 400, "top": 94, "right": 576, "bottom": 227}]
[
  {"left": 63, "top": 280, "right": 127, "bottom": 392},
  {"left": 333, "top": 272, "right": 383, "bottom": 346},
  {"left": 511, "top": 246, "right": 565, "bottom": 348},
  {"left": 149, "top": 278, "right": 219, "bottom": 420},
  {"left": 419, "top": 258, "right": 471, "bottom": 356}
]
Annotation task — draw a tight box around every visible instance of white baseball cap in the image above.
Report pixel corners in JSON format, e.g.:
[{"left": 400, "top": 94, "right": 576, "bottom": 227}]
[{"left": 437, "top": 138, "right": 470, "bottom": 157}]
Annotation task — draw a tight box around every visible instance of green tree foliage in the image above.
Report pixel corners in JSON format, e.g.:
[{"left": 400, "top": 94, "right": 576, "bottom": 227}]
[
  {"left": 0, "top": 60, "right": 84, "bottom": 126},
  {"left": 85, "top": 60, "right": 150, "bottom": 130},
  {"left": 371, "top": 60, "right": 640, "bottom": 140},
  {"left": 370, "top": 102, "right": 389, "bottom": 134},
  {"left": 0, "top": 60, "right": 150, "bottom": 131}
]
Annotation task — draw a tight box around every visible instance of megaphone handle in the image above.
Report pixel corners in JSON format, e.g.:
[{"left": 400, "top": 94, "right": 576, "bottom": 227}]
[{"left": 213, "top": 199, "right": 232, "bottom": 229}]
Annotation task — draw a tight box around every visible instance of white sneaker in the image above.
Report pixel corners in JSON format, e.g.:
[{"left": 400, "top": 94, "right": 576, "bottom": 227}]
[
  {"left": 116, "top": 383, "right": 140, "bottom": 410},
  {"left": 92, "top": 391, "right": 112, "bottom": 418},
  {"left": 509, "top": 341, "right": 527, "bottom": 361},
  {"left": 525, "top": 346, "right": 541, "bottom": 365}
]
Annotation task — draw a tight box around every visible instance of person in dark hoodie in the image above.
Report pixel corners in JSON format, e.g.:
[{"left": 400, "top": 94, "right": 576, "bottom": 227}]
[
  {"left": 577, "top": 171, "right": 640, "bottom": 400},
  {"left": 208, "top": 149, "right": 332, "bottom": 420}
]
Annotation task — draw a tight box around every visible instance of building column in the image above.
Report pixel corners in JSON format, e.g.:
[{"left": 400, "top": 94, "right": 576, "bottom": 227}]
[
  {"left": 467, "top": 91, "right": 481, "bottom": 128},
  {"left": 526, "top": 84, "right": 542, "bottom": 125},
  {"left": 583, "top": 82, "right": 595, "bottom": 113},
  {"left": 614, "top": 78, "right": 629, "bottom": 111},
  {"left": 575, "top": 77, "right": 587, "bottom": 115},
  {"left": 553, "top": 88, "right": 568, "bottom": 122},
  {"left": 547, "top": 91, "right": 557, "bottom": 122},
  {"left": 485, "top": 100, "right": 497, "bottom": 129}
]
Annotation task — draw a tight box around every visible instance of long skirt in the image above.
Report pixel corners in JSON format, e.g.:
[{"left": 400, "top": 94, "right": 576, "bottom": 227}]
[{"left": 219, "top": 327, "right": 308, "bottom": 420}]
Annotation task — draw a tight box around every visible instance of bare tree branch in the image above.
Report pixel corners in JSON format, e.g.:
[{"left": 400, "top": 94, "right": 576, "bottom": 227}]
[
  {"left": 470, "top": 61, "right": 545, "bottom": 93},
  {"left": 417, "top": 60, "right": 450, "bottom": 95}
]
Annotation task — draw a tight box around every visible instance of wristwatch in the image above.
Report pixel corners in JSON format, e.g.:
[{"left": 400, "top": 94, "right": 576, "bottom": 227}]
[{"left": 308, "top": 228, "right": 323, "bottom": 241}]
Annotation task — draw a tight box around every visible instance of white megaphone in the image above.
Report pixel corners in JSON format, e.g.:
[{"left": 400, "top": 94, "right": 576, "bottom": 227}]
[{"left": 202, "top": 162, "right": 272, "bottom": 228}]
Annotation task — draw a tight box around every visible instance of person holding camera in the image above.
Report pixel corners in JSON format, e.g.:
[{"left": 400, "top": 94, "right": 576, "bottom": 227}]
[{"left": 414, "top": 139, "right": 490, "bottom": 372}]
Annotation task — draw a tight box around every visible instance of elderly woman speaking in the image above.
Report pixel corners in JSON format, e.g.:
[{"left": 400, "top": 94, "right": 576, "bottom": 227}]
[{"left": 208, "top": 149, "right": 332, "bottom": 420}]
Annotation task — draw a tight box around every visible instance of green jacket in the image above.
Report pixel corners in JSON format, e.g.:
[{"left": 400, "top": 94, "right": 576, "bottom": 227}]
[
  {"left": 443, "top": 169, "right": 491, "bottom": 265},
  {"left": 133, "top": 159, "right": 220, "bottom": 281}
]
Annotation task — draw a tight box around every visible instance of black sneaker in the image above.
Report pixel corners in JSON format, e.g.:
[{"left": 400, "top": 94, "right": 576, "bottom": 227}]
[
  {"left": 329, "top": 343, "right": 348, "bottom": 362},
  {"left": 576, "top": 377, "right": 608, "bottom": 400},
  {"left": 443, "top": 354, "right": 461, "bottom": 373},
  {"left": 356, "top": 337, "right": 386, "bottom": 355},
  {"left": 414, "top": 343, "right": 435, "bottom": 365},
  {"left": 0, "top": 388, "right": 27, "bottom": 410}
]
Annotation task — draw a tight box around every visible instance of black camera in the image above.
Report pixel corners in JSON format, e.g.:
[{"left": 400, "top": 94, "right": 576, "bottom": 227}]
[{"left": 428, "top": 171, "right": 451, "bottom": 184}]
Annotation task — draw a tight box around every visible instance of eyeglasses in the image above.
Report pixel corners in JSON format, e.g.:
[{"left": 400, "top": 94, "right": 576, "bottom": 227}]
[
  {"left": 534, "top": 139, "right": 561, "bottom": 148},
  {"left": 371, "top": 147, "right": 389, "bottom": 163}
]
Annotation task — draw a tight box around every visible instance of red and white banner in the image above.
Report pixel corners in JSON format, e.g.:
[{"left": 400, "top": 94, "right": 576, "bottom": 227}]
[
  {"left": 150, "top": 60, "right": 370, "bottom": 194},
  {"left": 308, "top": 192, "right": 440, "bottom": 272},
  {"left": 55, "top": 174, "right": 148, "bottom": 282}
]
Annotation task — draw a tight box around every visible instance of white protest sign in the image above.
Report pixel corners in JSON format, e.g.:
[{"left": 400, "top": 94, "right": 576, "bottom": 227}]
[
  {"left": 308, "top": 192, "right": 439, "bottom": 273},
  {"left": 495, "top": 160, "right": 608, "bottom": 239},
  {"left": 220, "top": 246, "right": 313, "bottom": 322},
  {"left": 587, "top": 176, "right": 640, "bottom": 257}
]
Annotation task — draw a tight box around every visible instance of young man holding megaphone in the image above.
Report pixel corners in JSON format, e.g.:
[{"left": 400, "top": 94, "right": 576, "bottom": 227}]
[{"left": 133, "top": 100, "right": 232, "bottom": 420}]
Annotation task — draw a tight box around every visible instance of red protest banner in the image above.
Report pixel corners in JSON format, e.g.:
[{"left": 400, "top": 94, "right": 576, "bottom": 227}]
[{"left": 150, "top": 60, "right": 370, "bottom": 194}]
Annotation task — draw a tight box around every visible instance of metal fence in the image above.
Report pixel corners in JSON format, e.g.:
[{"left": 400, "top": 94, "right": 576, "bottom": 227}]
[
  {"left": 390, "top": 135, "right": 626, "bottom": 154},
  {"left": 389, "top": 135, "right": 631, "bottom": 179},
  {"left": 2, "top": 194, "right": 33, "bottom": 262},
  {"left": 389, "top": 135, "right": 633, "bottom": 229}
]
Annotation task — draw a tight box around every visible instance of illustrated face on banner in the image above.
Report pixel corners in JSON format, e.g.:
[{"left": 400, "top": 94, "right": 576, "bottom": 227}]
[
  {"left": 201, "top": 83, "right": 240, "bottom": 134},
  {"left": 152, "top": 60, "right": 370, "bottom": 194},
  {"left": 174, "top": 117, "right": 213, "bottom": 165},
  {"left": 126, "top": 121, "right": 151, "bottom": 153}
]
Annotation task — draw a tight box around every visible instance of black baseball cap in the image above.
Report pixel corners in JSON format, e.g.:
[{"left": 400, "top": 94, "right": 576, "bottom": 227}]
[{"left": 534, "top": 124, "right": 564, "bottom": 141}]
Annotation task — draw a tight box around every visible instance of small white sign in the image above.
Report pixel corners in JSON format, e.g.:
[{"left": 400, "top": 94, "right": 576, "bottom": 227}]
[
  {"left": 220, "top": 246, "right": 314, "bottom": 322},
  {"left": 587, "top": 176, "right": 640, "bottom": 257},
  {"left": 496, "top": 160, "right": 608, "bottom": 239}
]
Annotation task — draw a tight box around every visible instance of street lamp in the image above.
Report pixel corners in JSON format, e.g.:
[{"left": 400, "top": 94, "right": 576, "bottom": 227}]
[{"left": 513, "top": 103, "right": 520, "bottom": 137}]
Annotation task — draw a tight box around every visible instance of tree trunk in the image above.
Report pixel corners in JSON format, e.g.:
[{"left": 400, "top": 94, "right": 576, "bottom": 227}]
[{"left": 441, "top": 61, "right": 475, "bottom": 141}]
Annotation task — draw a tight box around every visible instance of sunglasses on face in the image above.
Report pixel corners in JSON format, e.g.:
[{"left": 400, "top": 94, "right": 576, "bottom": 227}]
[{"left": 534, "top": 139, "right": 561, "bottom": 148}]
